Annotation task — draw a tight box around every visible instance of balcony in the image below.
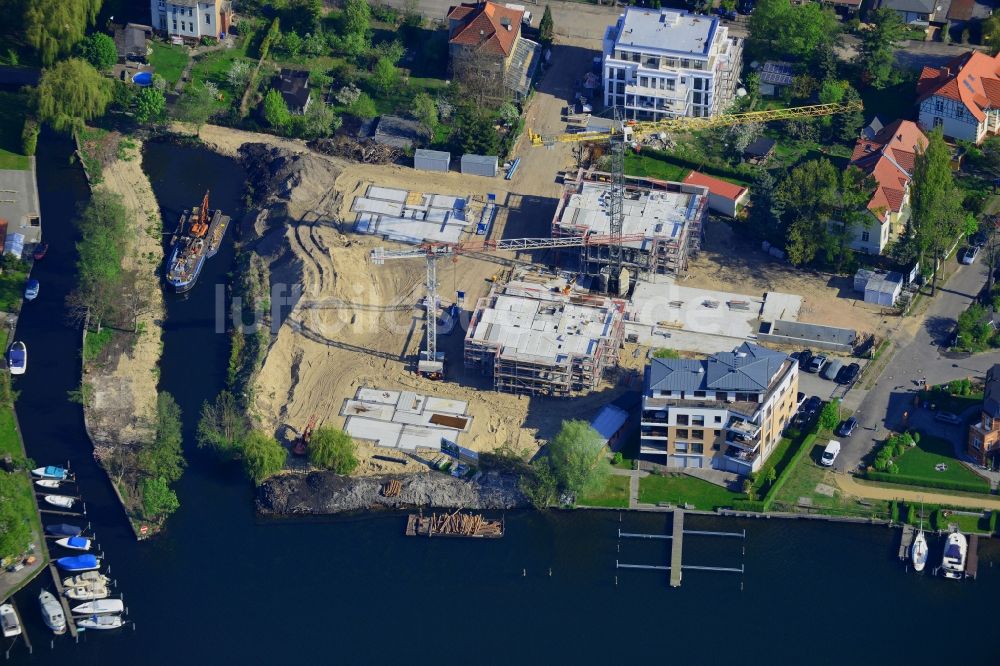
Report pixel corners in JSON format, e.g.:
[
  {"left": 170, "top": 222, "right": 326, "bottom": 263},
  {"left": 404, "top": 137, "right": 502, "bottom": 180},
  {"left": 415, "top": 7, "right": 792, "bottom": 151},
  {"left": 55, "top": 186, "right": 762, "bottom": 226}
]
[
  {"left": 725, "top": 418, "right": 761, "bottom": 448},
  {"left": 640, "top": 427, "right": 668, "bottom": 439},
  {"left": 725, "top": 445, "right": 760, "bottom": 465}
]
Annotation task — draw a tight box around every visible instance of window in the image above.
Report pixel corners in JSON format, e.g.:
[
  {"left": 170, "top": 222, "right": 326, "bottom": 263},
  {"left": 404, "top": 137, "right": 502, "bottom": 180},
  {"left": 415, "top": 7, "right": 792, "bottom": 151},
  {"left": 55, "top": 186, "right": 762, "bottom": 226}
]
[
  {"left": 973, "top": 437, "right": 982, "bottom": 450},
  {"left": 639, "top": 76, "right": 648, "bottom": 87},
  {"left": 691, "top": 416, "right": 705, "bottom": 426},
  {"left": 691, "top": 443, "right": 704, "bottom": 454},
  {"left": 616, "top": 68, "right": 624, "bottom": 81},
  {"left": 693, "top": 78, "right": 703, "bottom": 90},
  {"left": 956, "top": 106, "right": 964, "bottom": 118},
  {"left": 692, "top": 429, "right": 704, "bottom": 440},
  {"left": 933, "top": 116, "right": 943, "bottom": 128},
  {"left": 676, "top": 429, "right": 689, "bottom": 439},
  {"left": 716, "top": 392, "right": 727, "bottom": 401},
  {"left": 693, "top": 390, "right": 706, "bottom": 398},
  {"left": 206, "top": 13, "right": 211, "bottom": 23},
  {"left": 861, "top": 230, "right": 870, "bottom": 242},
  {"left": 934, "top": 99, "right": 944, "bottom": 113},
  {"left": 173, "top": 19, "right": 177, "bottom": 29},
  {"left": 675, "top": 442, "right": 688, "bottom": 453},
  {"left": 676, "top": 414, "right": 689, "bottom": 426},
  {"left": 666, "top": 79, "right": 676, "bottom": 91},
  {"left": 188, "top": 7, "right": 193, "bottom": 16},
  {"left": 986, "top": 416, "right": 994, "bottom": 430},
  {"left": 681, "top": 59, "right": 690, "bottom": 68},
  {"left": 714, "top": 415, "right": 722, "bottom": 423},
  {"left": 693, "top": 92, "right": 702, "bottom": 104},
  {"left": 616, "top": 82, "right": 625, "bottom": 95},
  {"left": 645, "top": 56, "right": 658, "bottom": 68}
]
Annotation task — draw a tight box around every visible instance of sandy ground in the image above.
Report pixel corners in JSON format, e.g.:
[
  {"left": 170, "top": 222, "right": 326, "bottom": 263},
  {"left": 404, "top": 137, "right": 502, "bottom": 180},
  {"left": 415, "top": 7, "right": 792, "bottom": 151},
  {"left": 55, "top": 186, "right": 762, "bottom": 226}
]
[
  {"left": 87, "top": 139, "right": 165, "bottom": 445},
  {"left": 835, "top": 474, "right": 1000, "bottom": 511}
]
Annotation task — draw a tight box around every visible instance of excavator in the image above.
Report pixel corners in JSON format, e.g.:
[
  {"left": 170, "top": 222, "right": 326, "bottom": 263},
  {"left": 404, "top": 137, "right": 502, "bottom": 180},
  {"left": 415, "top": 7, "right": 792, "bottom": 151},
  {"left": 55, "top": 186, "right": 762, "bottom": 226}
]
[
  {"left": 293, "top": 415, "right": 318, "bottom": 456},
  {"left": 189, "top": 191, "right": 211, "bottom": 238}
]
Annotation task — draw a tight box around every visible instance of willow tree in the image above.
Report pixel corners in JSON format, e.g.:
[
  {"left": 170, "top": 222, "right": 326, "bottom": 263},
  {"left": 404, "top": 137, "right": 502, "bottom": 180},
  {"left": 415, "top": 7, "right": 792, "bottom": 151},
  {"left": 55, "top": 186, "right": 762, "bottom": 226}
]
[
  {"left": 25, "top": 0, "right": 103, "bottom": 65},
  {"left": 36, "top": 59, "right": 112, "bottom": 133}
]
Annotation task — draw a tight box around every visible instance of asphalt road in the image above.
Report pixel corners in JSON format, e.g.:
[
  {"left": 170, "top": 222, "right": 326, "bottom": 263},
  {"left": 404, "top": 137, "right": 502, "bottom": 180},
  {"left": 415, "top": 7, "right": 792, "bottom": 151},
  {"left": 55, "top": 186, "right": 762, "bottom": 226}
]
[{"left": 835, "top": 256, "right": 994, "bottom": 473}]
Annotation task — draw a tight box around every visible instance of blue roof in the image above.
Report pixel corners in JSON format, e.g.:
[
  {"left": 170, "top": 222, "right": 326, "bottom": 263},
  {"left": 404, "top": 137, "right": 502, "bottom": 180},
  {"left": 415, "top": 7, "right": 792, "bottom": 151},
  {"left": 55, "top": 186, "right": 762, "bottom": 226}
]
[
  {"left": 590, "top": 405, "right": 629, "bottom": 441},
  {"left": 648, "top": 342, "right": 790, "bottom": 393}
]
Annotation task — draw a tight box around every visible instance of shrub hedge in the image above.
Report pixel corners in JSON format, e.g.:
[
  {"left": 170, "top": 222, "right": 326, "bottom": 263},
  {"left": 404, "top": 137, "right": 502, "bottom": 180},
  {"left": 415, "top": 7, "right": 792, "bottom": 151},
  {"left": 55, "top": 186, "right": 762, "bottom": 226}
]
[
  {"left": 762, "top": 432, "right": 818, "bottom": 511},
  {"left": 865, "top": 470, "right": 990, "bottom": 494}
]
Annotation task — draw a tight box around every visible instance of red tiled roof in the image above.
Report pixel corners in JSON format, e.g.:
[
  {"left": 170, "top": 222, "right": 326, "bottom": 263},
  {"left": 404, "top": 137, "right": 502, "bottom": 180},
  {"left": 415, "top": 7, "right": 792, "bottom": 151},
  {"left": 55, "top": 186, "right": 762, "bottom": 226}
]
[
  {"left": 447, "top": 2, "right": 523, "bottom": 57},
  {"left": 849, "top": 119, "right": 927, "bottom": 220},
  {"left": 916, "top": 50, "right": 1000, "bottom": 122},
  {"left": 947, "top": 0, "right": 974, "bottom": 21},
  {"left": 682, "top": 170, "right": 748, "bottom": 202}
]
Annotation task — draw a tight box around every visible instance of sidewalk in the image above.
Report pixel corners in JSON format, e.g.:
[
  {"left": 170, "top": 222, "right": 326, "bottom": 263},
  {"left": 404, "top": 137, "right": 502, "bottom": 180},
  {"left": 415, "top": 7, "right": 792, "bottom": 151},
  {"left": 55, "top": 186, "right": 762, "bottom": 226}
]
[{"left": 835, "top": 473, "right": 1000, "bottom": 511}]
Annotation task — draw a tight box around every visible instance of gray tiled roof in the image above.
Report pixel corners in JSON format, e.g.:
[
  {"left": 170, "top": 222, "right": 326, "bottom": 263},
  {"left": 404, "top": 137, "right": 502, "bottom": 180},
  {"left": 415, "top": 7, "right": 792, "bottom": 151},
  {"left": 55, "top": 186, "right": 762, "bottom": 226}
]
[
  {"left": 880, "top": 0, "right": 936, "bottom": 14},
  {"left": 649, "top": 342, "right": 790, "bottom": 393}
]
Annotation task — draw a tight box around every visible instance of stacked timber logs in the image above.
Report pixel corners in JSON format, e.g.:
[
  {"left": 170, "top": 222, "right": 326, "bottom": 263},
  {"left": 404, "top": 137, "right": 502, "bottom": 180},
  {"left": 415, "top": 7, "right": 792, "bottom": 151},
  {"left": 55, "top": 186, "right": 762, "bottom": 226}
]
[
  {"left": 307, "top": 137, "right": 402, "bottom": 164},
  {"left": 382, "top": 479, "right": 402, "bottom": 497}
]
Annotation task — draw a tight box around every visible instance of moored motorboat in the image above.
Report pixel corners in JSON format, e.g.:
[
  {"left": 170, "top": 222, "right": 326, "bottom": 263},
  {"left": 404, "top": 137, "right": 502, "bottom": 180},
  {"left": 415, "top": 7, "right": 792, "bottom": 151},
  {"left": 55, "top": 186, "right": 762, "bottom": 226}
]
[
  {"left": 38, "top": 591, "right": 65, "bottom": 635},
  {"left": 32, "top": 465, "right": 68, "bottom": 480},
  {"left": 24, "top": 278, "right": 39, "bottom": 301},
  {"left": 8, "top": 341, "right": 26, "bottom": 375},
  {"left": 64, "top": 585, "right": 108, "bottom": 601},
  {"left": 32, "top": 243, "right": 48, "bottom": 261},
  {"left": 76, "top": 615, "right": 123, "bottom": 631},
  {"left": 43, "top": 494, "right": 75, "bottom": 509},
  {"left": 911, "top": 529, "right": 928, "bottom": 572},
  {"left": 164, "top": 191, "right": 230, "bottom": 293},
  {"left": 71, "top": 599, "right": 123, "bottom": 615},
  {"left": 63, "top": 571, "right": 109, "bottom": 588},
  {"left": 942, "top": 531, "right": 968, "bottom": 579},
  {"left": 55, "top": 536, "right": 91, "bottom": 551},
  {"left": 56, "top": 554, "right": 99, "bottom": 572},
  {"left": 35, "top": 479, "right": 61, "bottom": 489},
  {"left": 45, "top": 523, "right": 82, "bottom": 537},
  {"left": 0, "top": 603, "right": 21, "bottom": 638}
]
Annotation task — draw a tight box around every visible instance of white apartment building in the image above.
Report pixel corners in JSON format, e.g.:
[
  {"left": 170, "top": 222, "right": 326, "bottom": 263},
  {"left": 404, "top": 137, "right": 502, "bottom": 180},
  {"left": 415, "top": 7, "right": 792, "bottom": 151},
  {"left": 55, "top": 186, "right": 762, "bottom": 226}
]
[
  {"left": 602, "top": 8, "right": 743, "bottom": 120},
  {"left": 150, "top": 0, "right": 233, "bottom": 40}
]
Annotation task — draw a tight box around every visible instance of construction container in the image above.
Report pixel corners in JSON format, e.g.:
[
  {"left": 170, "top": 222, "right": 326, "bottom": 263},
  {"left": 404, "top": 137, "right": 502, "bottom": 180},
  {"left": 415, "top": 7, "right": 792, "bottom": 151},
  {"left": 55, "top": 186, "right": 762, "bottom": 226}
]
[
  {"left": 414, "top": 149, "right": 451, "bottom": 173},
  {"left": 461, "top": 154, "right": 499, "bottom": 177}
]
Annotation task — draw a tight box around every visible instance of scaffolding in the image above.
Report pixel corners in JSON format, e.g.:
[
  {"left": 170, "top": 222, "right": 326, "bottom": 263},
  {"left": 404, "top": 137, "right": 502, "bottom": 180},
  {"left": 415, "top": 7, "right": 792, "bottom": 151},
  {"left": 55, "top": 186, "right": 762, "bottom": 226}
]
[
  {"left": 464, "top": 281, "right": 626, "bottom": 397},
  {"left": 552, "top": 169, "right": 709, "bottom": 282}
]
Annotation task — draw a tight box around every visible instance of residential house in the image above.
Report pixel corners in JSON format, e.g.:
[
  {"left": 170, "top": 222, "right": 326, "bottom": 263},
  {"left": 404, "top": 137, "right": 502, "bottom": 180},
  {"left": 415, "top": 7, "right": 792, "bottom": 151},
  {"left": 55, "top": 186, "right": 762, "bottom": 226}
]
[
  {"left": 446, "top": 1, "right": 541, "bottom": 103},
  {"left": 640, "top": 342, "right": 798, "bottom": 475},
  {"left": 758, "top": 61, "right": 794, "bottom": 98},
  {"left": 846, "top": 118, "right": 928, "bottom": 254},
  {"left": 743, "top": 137, "right": 775, "bottom": 164},
  {"left": 682, "top": 170, "right": 748, "bottom": 218},
  {"left": 275, "top": 68, "right": 311, "bottom": 114},
  {"left": 967, "top": 363, "right": 1000, "bottom": 467},
  {"left": 114, "top": 23, "right": 153, "bottom": 63},
  {"left": 917, "top": 50, "right": 1000, "bottom": 144},
  {"left": 877, "top": 0, "right": 940, "bottom": 25},
  {"left": 149, "top": 0, "right": 232, "bottom": 40},
  {"left": 944, "top": 0, "right": 992, "bottom": 42},
  {"left": 602, "top": 8, "right": 743, "bottom": 120}
]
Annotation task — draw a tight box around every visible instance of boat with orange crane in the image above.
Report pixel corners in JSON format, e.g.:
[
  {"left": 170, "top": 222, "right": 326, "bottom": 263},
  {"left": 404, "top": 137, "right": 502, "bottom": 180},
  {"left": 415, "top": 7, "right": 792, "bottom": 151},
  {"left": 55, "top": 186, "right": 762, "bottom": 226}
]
[{"left": 165, "top": 191, "right": 231, "bottom": 293}]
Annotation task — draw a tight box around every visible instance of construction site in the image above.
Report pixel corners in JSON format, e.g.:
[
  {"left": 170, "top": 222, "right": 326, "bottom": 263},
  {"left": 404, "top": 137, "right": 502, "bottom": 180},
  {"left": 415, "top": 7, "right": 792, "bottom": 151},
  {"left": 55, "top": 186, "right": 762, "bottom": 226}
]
[
  {"left": 464, "top": 279, "right": 627, "bottom": 396},
  {"left": 553, "top": 169, "right": 709, "bottom": 284}
]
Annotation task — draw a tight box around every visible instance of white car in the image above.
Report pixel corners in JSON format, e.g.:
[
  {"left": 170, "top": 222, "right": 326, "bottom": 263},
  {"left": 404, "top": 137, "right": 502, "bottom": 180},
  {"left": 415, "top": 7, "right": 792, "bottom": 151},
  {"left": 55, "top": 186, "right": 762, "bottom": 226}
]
[
  {"left": 961, "top": 245, "right": 980, "bottom": 264},
  {"left": 820, "top": 440, "right": 841, "bottom": 467}
]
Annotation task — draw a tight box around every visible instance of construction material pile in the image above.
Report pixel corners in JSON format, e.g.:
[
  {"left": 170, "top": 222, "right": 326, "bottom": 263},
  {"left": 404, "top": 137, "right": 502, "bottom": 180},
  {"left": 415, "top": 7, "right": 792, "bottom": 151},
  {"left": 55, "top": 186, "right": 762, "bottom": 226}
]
[
  {"left": 406, "top": 509, "right": 504, "bottom": 538},
  {"left": 307, "top": 137, "right": 402, "bottom": 164}
]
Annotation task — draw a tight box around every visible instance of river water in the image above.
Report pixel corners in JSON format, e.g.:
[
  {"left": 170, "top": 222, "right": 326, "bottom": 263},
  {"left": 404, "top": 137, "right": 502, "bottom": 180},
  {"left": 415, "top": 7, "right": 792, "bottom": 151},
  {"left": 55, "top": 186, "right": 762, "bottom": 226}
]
[{"left": 8, "top": 136, "right": 1000, "bottom": 665}]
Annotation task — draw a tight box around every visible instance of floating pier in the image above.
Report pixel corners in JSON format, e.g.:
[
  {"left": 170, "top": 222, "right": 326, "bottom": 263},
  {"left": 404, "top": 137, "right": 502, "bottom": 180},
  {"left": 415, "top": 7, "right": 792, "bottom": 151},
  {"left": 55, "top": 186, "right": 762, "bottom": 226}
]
[
  {"left": 8, "top": 599, "right": 31, "bottom": 656},
  {"left": 670, "top": 510, "right": 684, "bottom": 588},
  {"left": 898, "top": 524, "right": 914, "bottom": 561},
  {"left": 47, "top": 563, "right": 78, "bottom": 639},
  {"left": 967, "top": 534, "right": 979, "bottom": 580}
]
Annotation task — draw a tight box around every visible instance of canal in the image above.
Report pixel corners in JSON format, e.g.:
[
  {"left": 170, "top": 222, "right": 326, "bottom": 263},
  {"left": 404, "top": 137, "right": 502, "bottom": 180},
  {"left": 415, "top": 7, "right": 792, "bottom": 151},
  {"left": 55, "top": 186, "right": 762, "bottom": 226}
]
[{"left": 8, "top": 135, "right": 1000, "bottom": 665}]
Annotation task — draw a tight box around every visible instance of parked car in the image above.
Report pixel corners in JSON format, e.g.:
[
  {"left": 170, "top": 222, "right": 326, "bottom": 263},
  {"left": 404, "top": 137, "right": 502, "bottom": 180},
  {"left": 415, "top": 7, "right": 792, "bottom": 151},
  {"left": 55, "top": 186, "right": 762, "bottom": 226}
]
[
  {"left": 836, "top": 362, "right": 860, "bottom": 385},
  {"left": 822, "top": 359, "right": 843, "bottom": 381},
  {"left": 970, "top": 231, "right": 988, "bottom": 247},
  {"left": 934, "top": 411, "right": 962, "bottom": 425},
  {"left": 835, "top": 417, "right": 858, "bottom": 437},
  {"left": 961, "top": 245, "right": 980, "bottom": 264},
  {"left": 806, "top": 355, "right": 828, "bottom": 373},
  {"left": 797, "top": 349, "right": 813, "bottom": 370},
  {"left": 820, "top": 440, "right": 841, "bottom": 466},
  {"left": 802, "top": 396, "right": 823, "bottom": 416}
]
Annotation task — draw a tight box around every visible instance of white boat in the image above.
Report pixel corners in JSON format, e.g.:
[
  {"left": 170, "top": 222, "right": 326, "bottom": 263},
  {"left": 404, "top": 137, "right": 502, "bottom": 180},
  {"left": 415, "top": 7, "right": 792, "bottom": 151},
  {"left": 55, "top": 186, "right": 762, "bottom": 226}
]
[
  {"left": 8, "top": 341, "right": 26, "bottom": 375},
  {"left": 43, "top": 495, "right": 76, "bottom": 509},
  {"left": 55, "top": 536, "right": 91, "bottom": 551},
  {"left": 35, "top": 479, "right": 61, "bottom": 489},
  {"left": 941, "top": 531, "right": 968, "bottom": 579},
  {"left": 63, "top": 571, "right": 110, "bottom": 588},
  {"left": 911, "top": 529, "right": 928, "bottom": 572},
  {"left": 32, "top": 465, "right": 69, "bottom": 480},
  {"left": 64, "top": 584, "right": 108, "bottom": 601},
  {"left": 71, "top": 599, "right": 123, "bottom": 615},
  {"left": 0, "top": 603, "right": 21, "bottom": 638},
  {"left": 38, "top": 591, "right": 66, "bottom": 635},
  {"left": 76, "top": 615, "right": 123, "bottom": 631}
]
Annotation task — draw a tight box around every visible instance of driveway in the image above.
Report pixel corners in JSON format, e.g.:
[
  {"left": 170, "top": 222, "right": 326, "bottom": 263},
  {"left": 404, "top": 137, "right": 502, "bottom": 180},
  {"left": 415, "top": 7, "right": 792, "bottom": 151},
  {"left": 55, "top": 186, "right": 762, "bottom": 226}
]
[{"left": 836, "top": 258, "right": 992, "bottom": 473}]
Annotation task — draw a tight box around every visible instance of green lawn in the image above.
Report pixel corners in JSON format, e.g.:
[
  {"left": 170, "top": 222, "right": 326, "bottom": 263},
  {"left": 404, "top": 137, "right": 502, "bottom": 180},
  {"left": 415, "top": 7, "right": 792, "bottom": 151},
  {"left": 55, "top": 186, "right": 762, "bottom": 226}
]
[
  {"left": 189, "top": 41, "right": 251, "bottom": 108},
  {"left": 578, "top": 474, "right": 630, "bottom": 508},
  {"left": 625, "top": 152, "right": 690, "bottom": 182},
  {"left": 931, "top": 510, "right": 988, "bottom": 533},
  {"left": 0, "top": 265, "right": 28, "bottom": 312},
  {"left": 919, "top": 390, "right": 983, "bottom": 417},
  {"left": 83, "top": 328, "right": 114, "bottom": 362},
  {"left": 612, "top": 432, "right": 638, "bottom": 470},
  {"left": 0, "top": 91, "right": 29, "bottom": 170},
  {"left": 638, "top": 474, "right": 742, "bottom": 510},
  {"left": 893, "top": 435, "right": 990, "bottom": 490},
  {"left": 149, "top": 41, "right": 190, "bottom": 86},
  {"left": 772, "top": 441, "right": 891, "bottom": 517}
]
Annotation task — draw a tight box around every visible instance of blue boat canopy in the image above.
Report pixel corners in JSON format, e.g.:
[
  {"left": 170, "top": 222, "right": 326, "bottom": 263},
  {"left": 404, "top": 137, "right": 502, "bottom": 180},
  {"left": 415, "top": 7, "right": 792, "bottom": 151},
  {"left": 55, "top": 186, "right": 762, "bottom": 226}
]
[
  {"left": 56, "top": 554, "right": 98, "bottom": 571},
  {"left": 44, "top": 466, "right": 66, "bottom": 478},
  {"left": 67, "top": 536, "right": 89, "bottom": 548}
]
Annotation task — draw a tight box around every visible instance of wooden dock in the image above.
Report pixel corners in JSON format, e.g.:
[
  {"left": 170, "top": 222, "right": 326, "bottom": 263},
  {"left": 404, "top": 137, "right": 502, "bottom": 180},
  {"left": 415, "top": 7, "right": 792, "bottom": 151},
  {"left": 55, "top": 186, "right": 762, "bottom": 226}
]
[
  {"left": 670, "top": 511, "right": 684, "bottom": 588},
  {"left": 898, "top": 524, "right": 914, "bottom": 561},
  {"left": 967, "top": 534, "right": 980, "bottom": 580},
  {"left": 47, "top": 563, "right": 77, "bottom": 639}
]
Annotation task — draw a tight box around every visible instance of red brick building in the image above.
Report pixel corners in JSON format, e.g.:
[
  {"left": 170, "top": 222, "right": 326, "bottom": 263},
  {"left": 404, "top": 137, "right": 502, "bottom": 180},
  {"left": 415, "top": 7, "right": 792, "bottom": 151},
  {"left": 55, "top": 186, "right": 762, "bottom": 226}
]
[{"left": 967, "top": 363, "right": 1000, "bottom": 467}]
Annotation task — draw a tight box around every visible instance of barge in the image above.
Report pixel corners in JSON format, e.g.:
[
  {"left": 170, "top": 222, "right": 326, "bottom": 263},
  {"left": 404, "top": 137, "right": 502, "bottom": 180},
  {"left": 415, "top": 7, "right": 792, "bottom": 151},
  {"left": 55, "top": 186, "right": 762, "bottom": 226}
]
[
  {"left": 165, "top": 191, "right": 230, "bottom": 293},
  {"left": 405, "top": 510, "right": 504, "bottom": 538}
]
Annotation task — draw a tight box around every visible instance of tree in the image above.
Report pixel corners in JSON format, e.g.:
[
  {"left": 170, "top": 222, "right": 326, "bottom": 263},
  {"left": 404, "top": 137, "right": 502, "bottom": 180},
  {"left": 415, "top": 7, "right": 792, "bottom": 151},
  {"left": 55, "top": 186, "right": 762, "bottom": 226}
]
[
  {"left": 371, "top": 56, "right": 400, "bottom": 94},
  {"left": 834, "top": 84, "right": 864, "bottom": 142},
  {"left": 227, "top": 59, "right": 253, "bottom": 91},
  {"left": 69, "top": 190, "right": 130, "bottom": 332},
  {"left": 349, "top": 91, "right": 378, "bottom": 119},
  {"left": 910, "top": 128, "right": 962, "bottom": 294},
  {"left": 776, "top": 158, "right": 840, "bottom": 265},
  {"left": 546, "top": 420, "right": 610, "bottom": 496},
  {"left": 263, "top": 88, "right": 291, "bottom": 131},
  {"left": 242, "top": 430, "right": 287, "bottom": 484},
  {"left": 140, "top": 476, "right": 180, "bottom": 521},
  {"left": 0, "top": 473, "right": 32, "bottom": 561},
  {"left": 197, "top": 390, "right": 249, "bottom": 459},
  {"left": 748, "top": 0, "right": 838, "bottom": 60},
  {"left": 819, "top": 399, "right": 840, "bottom": 431},
  {"left": 302, "top": 98, "right": 340, "bottom": 139},
  {"left": 412, "top": 92, "right": 438, "bottom": 131},
  {"left": 453, "top": 104, "right": 500, "bottom": 156},
  {"left": 520, "top": 458, "right": 558, "bottom": 508},
  {"left": 858, "top": 7, "right": 905, "bottom": 89},
  {"left": 343, "top": 0, "right": 372, "bottom": 37},
  {"left": 173, "top": 84, "right": 216, "bottom": 128},
  {"left": 35, "top": 59, "right": 112, "bottom": 133},
  {"left": 78, "top": 32, "right": 117, "bottom": 71},
  {"left": 308, "top": 427, "right": 358, "bottom": 474},
  {"left": 985, "top": 14, "right": 1000, "bottom": 56},
  {"left": 25, "top": 0, "right": 102, "bottom": 65},
  {"left": 139, "top": 392, "right": 186, "bottom": 485},
  {"left": 282, "top": 0, "right": 322, "bottom": 35},
  {"left": 538, "top": 5, "right": 554, "bottom": 46},
  {"left": 133, "top": 86, "right": 166, "bottom": 124}
]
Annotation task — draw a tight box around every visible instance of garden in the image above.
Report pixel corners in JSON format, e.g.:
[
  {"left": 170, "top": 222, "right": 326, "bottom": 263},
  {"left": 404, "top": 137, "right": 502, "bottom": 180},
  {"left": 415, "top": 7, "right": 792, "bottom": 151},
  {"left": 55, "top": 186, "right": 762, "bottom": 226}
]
[
  {"left": 0, "top": 91, "right": 30, "bottom": 170},
  {"left": 638, "top": 473, "right": 743, "bottom": 511},
  {"left": 866, "top": 430, "right": 990, "bottom": 494},
  {"left": 577, "top": 475, "right": 630, "bottom": 508}
]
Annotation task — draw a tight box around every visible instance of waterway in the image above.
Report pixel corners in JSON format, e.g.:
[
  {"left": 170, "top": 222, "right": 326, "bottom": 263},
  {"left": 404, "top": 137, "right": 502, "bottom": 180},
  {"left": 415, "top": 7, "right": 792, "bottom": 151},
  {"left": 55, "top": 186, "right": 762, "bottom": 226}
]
[{"left": 8, "top": 135, "right": 1000, "bottom": 665}]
